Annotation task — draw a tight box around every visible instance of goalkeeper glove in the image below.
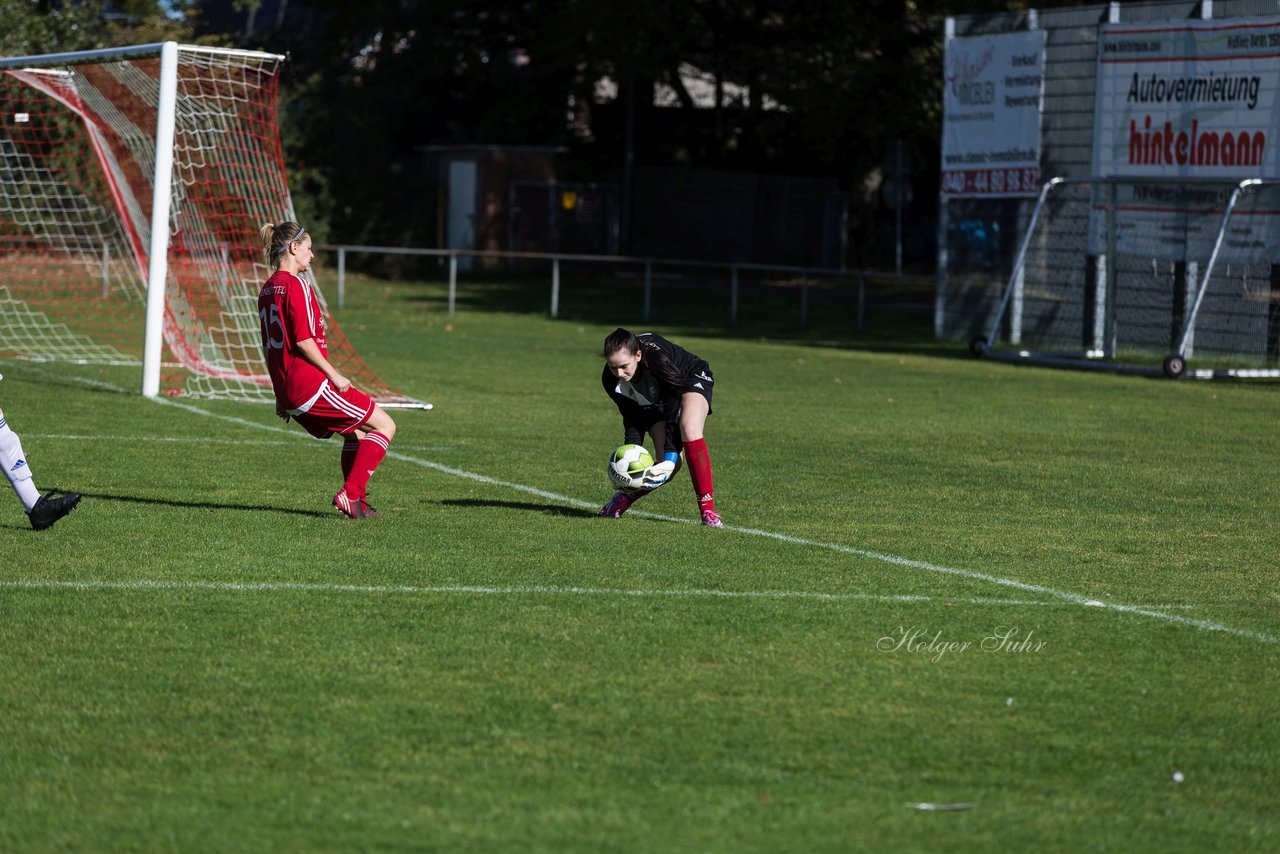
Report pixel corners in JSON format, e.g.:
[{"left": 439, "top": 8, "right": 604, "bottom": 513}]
[{"left": 640, "top": 460, "right": 676, "bottom": 489}]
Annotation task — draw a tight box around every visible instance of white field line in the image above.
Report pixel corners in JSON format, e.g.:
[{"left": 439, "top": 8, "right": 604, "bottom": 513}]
[
  {"left": 10, "top": 367, "right": 1278, "bottom": 645},
  {"left": 0, "top": 577, "right": 1204, "bottom": 613},
  {"left": 0, "top": 578, "right": 1111, "bottom": 609}
]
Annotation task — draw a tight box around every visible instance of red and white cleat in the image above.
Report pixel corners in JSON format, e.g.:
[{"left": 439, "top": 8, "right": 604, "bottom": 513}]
[{"left": 333, "top": 489, "right": 358, "bottom": 519}]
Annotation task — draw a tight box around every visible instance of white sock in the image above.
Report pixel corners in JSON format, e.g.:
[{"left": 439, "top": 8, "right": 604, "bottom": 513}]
[{"left": 0, "top": 417, "right": 40, "bottom": 512}]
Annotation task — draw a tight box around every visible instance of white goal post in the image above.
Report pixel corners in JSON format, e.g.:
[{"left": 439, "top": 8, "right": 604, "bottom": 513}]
[
  {"left": 972, "top": 176, "right": 1280, "bottom": 379},
  {"left": 144, "top": 41, "right": 178, "bottom": 399},
  {"left": 0, "top": 42, "right": 427, "bottom": 407}
]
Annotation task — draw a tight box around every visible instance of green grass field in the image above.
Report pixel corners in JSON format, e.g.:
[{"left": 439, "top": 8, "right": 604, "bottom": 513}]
[{"left": 1, "top": 274, "right": 1278, "bottom": 852}]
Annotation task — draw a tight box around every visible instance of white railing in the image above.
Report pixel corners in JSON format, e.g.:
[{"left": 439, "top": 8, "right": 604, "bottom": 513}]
[{"left": 317, "top": 244, "right": 931, "bottom": 329}]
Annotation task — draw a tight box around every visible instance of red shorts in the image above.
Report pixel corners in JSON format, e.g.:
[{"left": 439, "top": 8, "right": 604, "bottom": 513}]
[{"left": 289, "top": 383, "right": 375, "bottom": 440}]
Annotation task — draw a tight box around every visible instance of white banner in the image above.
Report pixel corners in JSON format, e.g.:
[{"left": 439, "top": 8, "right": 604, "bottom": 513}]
[
  {"left": 1092, "top": 18, "right": 1280, "bottom": 262},
  {"left": 941, "top": 30, "right": 1045, "bottom": 197},
  {"left": 1087, "top": 181, "right": 1280, "bottom": 263},
  {"left": 1094, "top": 18, "right": 1280, "bottom": 179}
]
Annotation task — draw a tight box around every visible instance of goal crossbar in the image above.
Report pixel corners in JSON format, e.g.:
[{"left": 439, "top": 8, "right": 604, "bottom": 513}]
[{"left": 0, "top": 43, "right": 286, "bottom": 70}]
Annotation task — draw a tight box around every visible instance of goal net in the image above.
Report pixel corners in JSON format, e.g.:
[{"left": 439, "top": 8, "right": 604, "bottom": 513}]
[
  {"left": 975, "top": 177, "right": 1280, "bottom": 379},
  {"left": 0, "top": 43, "right": 427, "bottom": 406}
]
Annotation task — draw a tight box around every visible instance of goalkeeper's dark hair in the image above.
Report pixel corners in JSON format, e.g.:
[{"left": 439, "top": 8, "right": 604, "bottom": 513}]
[
  {"left": 260, "top": 221, "right": 307, "bottom": 265},
  {"left": 602, "top": 327, "right": 683, "bottom": 392}
]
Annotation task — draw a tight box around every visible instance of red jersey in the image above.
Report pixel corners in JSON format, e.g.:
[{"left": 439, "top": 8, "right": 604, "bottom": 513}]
[{"left": 258, "top": 270, "right": 329, "bottom": 409}]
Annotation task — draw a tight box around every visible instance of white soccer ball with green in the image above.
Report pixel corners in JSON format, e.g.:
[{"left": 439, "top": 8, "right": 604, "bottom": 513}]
[{"left": 608, "top": 443, "right": 654, "bottom": 492}]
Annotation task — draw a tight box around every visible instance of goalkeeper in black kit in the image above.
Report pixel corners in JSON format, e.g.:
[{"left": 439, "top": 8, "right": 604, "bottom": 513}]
[{"left": 599, "top": 327, "right": 723, "bottom": 527}]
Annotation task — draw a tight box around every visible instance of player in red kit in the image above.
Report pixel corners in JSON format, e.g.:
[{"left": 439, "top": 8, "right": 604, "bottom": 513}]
[
  {"left": 258, "top": 221, "right": 396, "bottom": 519},
  {"left": 599, "top": 327, "right": 723, "bottom": 527}
]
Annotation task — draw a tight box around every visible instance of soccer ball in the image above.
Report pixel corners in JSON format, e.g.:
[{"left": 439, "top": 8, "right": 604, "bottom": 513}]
[{"left": 607, "top": 443, "right": 654, "bottom": 492}]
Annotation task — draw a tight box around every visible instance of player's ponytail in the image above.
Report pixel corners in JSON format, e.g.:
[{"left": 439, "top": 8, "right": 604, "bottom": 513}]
[
  {"left": 259, "top": 223, "right": 275, "bottom": 263},
  {"left": 260, "top": 221, "right": 306, "bottom": 265},
  {"left": 643, "top": 345, "right": 684, "bottom": 393}
]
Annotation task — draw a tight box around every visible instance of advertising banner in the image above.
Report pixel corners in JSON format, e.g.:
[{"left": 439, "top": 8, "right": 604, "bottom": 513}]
[
  {"left": 1092, "top": 18, "right": 1280, "bottom": 262},
  {"left": 1094, "top": 17, "right": 1280, "bottom": 179},
  {"left": 1087, "top": 180, "right": 1280, "bottom": 263},
  {"left": 941, "top": 30, "right": 1045, "bottom": 198}
]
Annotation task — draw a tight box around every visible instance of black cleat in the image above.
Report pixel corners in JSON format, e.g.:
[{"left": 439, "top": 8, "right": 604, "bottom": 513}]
[{"left": 27, "top": 490, "right": 81, "bottom": 531}]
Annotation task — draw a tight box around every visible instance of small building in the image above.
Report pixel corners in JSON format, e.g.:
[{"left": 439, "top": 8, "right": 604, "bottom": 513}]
[{"left": 423, "top": 145, "right": 563, "bottom": 267}]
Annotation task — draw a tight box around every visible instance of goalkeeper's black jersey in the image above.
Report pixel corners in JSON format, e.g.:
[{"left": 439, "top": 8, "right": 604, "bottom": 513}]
[{"left": 601, "top": 333, "right": 713, "bottom": 449}]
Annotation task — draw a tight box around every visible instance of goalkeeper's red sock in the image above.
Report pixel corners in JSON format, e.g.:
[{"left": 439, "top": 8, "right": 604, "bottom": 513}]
[
  {"left": 684, "top": 437, "right": 715, "bottom": 513},
  {"left": 344, "top": 431, "right": 390, "bottom": 500}
]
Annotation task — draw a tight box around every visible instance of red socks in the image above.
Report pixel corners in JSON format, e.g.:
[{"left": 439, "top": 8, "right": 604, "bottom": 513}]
[
  {"left": 683, "top": 437, "right": 715, "bottom": 513},
  {"left": 341, "top": 437, "right": 360, "bottom": 481},
  {"left": 343, "top": 432, "right": 390, "bottom": 500}
]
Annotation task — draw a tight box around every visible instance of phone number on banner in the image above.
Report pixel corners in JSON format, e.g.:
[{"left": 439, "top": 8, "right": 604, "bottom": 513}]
[{"left": 941, "top": 167, "right": 1040, "bottom": 196}]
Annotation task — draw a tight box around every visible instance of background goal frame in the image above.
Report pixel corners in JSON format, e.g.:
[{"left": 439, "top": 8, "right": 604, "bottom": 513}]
[{"left": 972, "top": 176, "right": 1280, "bottom": 380}]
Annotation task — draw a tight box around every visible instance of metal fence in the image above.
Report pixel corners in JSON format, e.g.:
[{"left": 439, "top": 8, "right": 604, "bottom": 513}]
[{"left": 317, "top": 244, "right": 932, "bottom": 330}]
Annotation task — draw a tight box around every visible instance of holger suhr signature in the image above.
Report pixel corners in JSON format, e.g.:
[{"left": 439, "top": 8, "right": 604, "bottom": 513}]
[{"left": 876, "top": 626, "right": 1046, "bottom": 663}]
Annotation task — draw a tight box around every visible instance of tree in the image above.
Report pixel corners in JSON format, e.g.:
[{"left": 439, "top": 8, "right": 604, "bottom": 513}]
[
  {"left": 0, "top": 0, "right": 112, "bottom": 55},
  {"left": 0, "top": 0, "right": 195, "bottom": 56},
  {"left": 177, "top": 0, "right": 1029, "bottom": 262}
]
